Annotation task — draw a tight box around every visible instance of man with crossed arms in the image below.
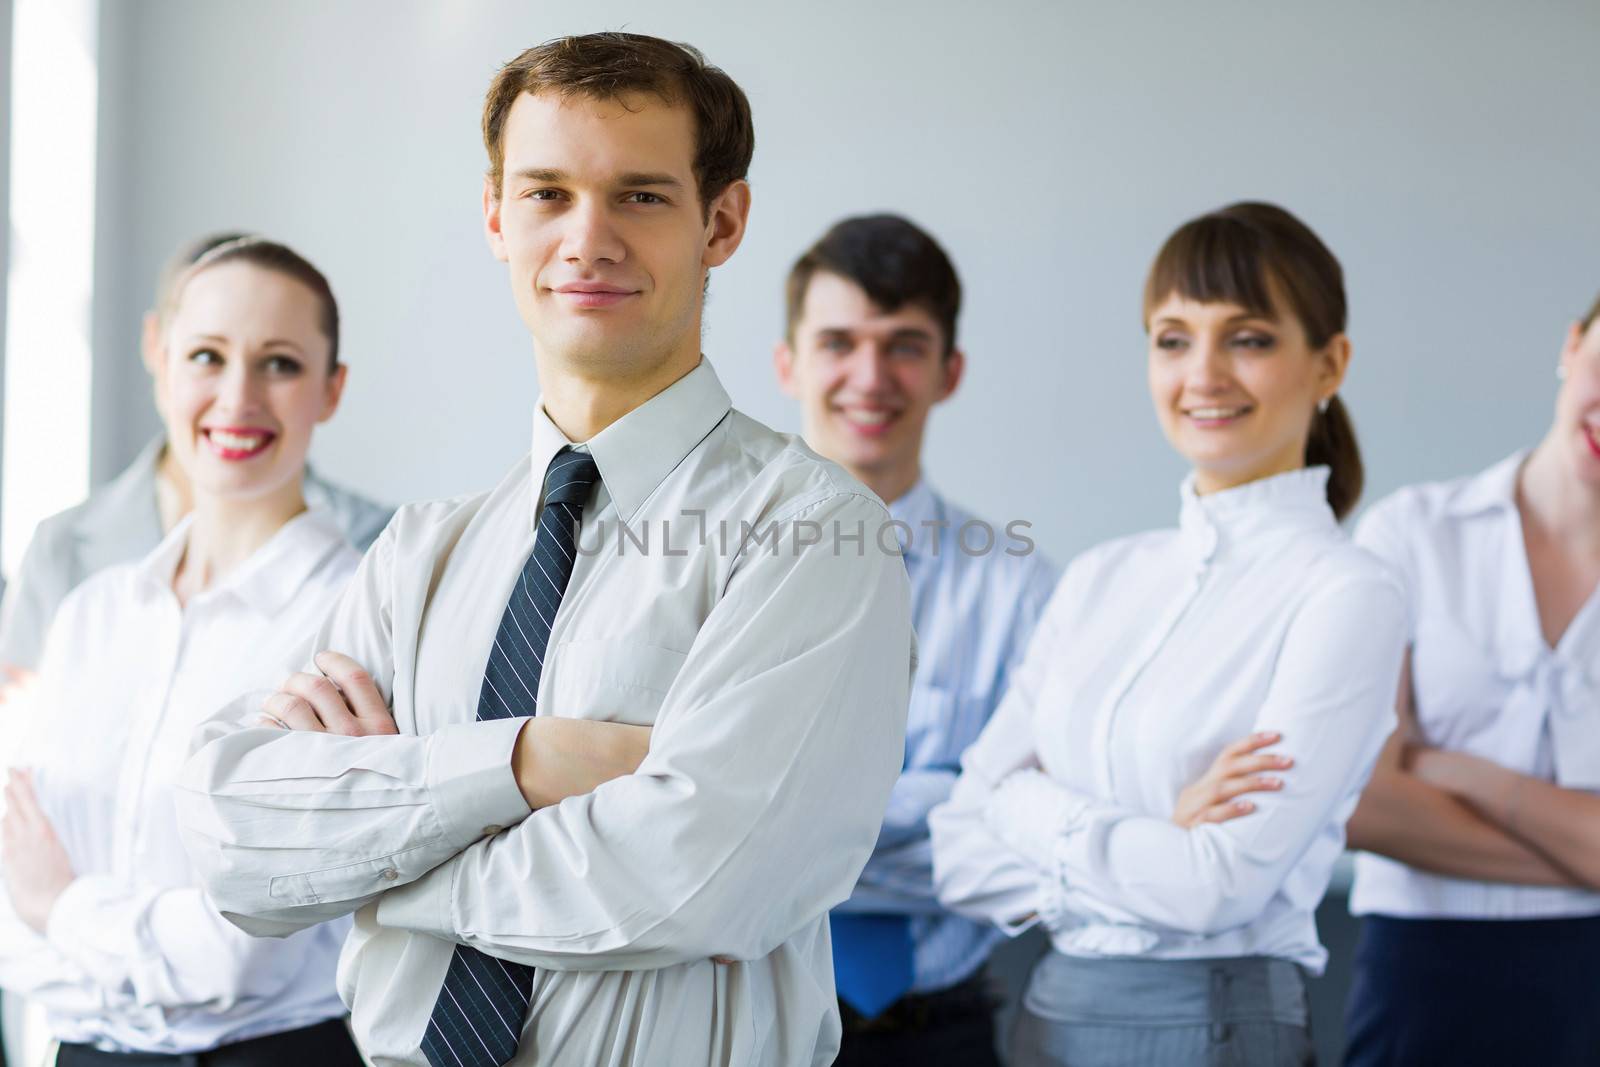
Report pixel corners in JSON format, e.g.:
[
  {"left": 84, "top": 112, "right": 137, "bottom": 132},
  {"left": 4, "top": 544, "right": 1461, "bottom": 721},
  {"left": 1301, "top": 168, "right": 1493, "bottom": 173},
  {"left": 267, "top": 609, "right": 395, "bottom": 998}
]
[{"left": 178, "top": 33, "right": 911, "bottom": 1067}]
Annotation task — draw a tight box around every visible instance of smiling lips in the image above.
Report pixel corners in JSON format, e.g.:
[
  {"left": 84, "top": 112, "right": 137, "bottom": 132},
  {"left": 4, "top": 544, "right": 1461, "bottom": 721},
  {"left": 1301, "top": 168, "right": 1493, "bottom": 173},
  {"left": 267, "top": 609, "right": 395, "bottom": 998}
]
[
  {"left": 552, "top": 282, "right": 637, "bottom": 309},
  {"left": 1185, "top": 404, "right": 1254, "bottom": 428},
  {"left": 203, "top": 427, "right": 276, "bottom": 461},
  {"left": 837, "top": 406, "right": 898, "bottom": 438},
  {"left": 1585, "top": 420, "right": 1600, "bottom": 460}
]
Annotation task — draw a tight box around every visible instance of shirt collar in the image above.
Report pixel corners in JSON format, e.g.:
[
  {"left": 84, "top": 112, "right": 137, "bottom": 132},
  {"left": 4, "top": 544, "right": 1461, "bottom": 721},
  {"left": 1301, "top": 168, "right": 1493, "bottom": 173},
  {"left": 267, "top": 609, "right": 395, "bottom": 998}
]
[
  {"left": 133, "top": 508, "right": 348, "bottom": 617},
  {"left": 888, "top": 478, "right": 941, "bottom": 557},
  {"left": 1178, "top": 465, "right": 1336, "bottom": 561},
  {"left": 1443, "top": 450, "right": 1526, "bottom": 519},
  {"left": 529, "top": 356, "right": 733, "bottom": 524}
]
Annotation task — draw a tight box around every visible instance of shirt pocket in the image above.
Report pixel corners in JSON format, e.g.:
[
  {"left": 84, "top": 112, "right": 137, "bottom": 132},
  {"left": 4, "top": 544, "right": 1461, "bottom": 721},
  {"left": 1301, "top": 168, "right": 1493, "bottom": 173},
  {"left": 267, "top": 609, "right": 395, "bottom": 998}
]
[
  {"left": 1410, "top": 616, "right": 1510, "bottom": 745},
  {"left": 541, "top": 638, "right": 688, "bottom": 726}
]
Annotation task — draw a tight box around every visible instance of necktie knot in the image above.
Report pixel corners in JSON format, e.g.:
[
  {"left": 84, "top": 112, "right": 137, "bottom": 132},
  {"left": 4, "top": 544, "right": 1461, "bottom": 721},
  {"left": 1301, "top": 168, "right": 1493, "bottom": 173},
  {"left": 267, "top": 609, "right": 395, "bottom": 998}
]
[{"left": 543, "top": 448, "right": 601, "bottom": 507}]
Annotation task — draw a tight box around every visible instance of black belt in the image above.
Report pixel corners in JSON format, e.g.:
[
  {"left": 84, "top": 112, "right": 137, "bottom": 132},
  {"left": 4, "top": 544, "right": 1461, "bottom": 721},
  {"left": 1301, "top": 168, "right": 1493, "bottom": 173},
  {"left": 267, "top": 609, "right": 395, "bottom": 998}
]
[
  {"left": 840, "top": 971, "right": 996, "bottom": 1035},
  {"left": 55, "top": 1018, "right": 362, "bottom": 1067}
]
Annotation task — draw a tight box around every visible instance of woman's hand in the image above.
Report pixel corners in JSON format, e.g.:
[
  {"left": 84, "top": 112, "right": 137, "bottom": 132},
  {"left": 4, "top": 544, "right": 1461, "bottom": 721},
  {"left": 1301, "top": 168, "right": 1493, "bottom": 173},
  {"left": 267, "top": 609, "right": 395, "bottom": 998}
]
[
  {"left": 1172, "top": 731, "right": 1293, "bottom": 828},
  {"left": 2, "top": 769, "right": 75, "bottom": 933}
]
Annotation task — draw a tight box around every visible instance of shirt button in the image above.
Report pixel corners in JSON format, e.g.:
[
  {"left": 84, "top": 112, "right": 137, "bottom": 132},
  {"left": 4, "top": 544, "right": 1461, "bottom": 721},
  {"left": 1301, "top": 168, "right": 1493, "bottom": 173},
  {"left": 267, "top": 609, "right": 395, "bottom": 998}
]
[
  {"left": 482, "top": 825, "right": 503, "bottom": 837},
  {"left": 379, "top": 868, "right": 399, "bottom": 881}
]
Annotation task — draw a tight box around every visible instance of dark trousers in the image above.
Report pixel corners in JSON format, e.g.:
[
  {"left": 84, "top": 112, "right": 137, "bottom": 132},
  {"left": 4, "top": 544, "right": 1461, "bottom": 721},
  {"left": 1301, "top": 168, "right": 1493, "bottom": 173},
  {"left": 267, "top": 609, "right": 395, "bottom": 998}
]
[
  {"left": 55, "top": 1017, "right": 364, "bottom": 1067},
  {"left": 834, "top": 974, "right": 1001, "bottom": 1067},
  {"left": 1344, "top": 914, "right": 1600, "bottom": 1067}
]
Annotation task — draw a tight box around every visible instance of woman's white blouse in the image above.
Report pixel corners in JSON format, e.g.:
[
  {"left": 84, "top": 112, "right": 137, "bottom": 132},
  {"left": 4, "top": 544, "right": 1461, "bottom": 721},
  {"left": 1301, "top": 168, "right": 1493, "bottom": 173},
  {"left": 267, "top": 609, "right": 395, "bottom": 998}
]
[
  {"left": 930, "top": 467, "right": 1407, "bottom": 973},
  {"left": 0, "top": 511, "right": 359, "bottom": 1053},
  {"left": 1350, "top": 452, "right": 1600, "bottom": 919}
]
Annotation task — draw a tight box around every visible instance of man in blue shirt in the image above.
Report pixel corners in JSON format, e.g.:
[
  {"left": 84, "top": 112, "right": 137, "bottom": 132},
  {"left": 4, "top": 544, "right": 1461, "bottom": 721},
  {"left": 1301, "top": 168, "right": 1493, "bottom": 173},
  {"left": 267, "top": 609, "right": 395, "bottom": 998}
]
[{"left": 774, "top": 215, "right": 1056, "bottom": 1065}]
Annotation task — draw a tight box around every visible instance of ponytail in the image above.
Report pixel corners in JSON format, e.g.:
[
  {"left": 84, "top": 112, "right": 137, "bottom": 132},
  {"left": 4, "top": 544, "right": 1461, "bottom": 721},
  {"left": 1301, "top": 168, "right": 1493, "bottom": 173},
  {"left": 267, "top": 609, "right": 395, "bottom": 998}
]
[{"left": 1307, "top": 395, "right": 1363, "bottom": 521}]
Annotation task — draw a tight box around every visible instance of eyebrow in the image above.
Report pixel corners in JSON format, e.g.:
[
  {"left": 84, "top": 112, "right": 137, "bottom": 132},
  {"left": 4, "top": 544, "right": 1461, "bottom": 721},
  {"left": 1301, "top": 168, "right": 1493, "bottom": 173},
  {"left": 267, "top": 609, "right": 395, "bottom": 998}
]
[
  {"left": 183, "top": 333, "right": 306, "bottom": 355},
  {"left": 814, "top": 326, "right": 937, "bottom": 342},
  {"left": 510, "top": 167, "right": 683, "bottom": 189},
  {"left": 1151, "top": 313, "right": 1275, "bottom": 328}
]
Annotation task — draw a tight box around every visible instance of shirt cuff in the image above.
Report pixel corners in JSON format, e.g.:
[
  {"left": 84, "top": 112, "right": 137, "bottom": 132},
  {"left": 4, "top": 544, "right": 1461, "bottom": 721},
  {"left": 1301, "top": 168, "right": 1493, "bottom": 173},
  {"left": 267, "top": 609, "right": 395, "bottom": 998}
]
[
  {"left": 426, "top": 717, "right": 533, "bottom": 848},
  {"left": 44, "top": 875, "right": 113, "bottom": 970},
  {"left": 983, "top": 769, "right": 1091, "bottom": 871},
  {"left": 375, "top": 849, "right": 455, "bottom": 940}
]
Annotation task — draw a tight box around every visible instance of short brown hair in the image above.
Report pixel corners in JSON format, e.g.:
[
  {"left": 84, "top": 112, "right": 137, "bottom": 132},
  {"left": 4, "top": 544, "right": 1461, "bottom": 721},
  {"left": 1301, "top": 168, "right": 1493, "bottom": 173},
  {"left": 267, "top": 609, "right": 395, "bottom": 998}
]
[
  {"left": 785, "top": 215, "right": 962, "bottom": 358},
  {"left": 169, "top": 237, "right": 341, "bottom": 372},
  {"left": 1143, "top": 202, "right": 1364, "bottom": 520},
  {"left": 482, "top": 33, "right": 754, "bottom": 215}
]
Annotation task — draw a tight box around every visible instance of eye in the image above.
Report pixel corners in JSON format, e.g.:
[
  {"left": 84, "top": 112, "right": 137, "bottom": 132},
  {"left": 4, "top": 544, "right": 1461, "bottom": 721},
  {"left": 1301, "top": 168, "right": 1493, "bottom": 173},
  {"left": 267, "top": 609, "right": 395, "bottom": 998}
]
[
  {"left": 264, "top": 354, "right": 304, "bottom": 376},
  {"left": 525, "top": 188, "right": 565, "bottom": 202},
  {"left": 889, "top": 340, "right": 929, "bottom": 359},
  {"left": 188, "top": 347, "right": 222, "bottom": 366},
  {"left": 1154, "top": 333, "right": 1188, "bottom": 351},
  {"left": 624, "top": 191, "right": 666, "bottom": 205},
  {"left": 1231, "top": 331, "right": 1276, "bottom": 351},
  {"left": 820, "top": 336, "right": 853, "bottom": 355}
]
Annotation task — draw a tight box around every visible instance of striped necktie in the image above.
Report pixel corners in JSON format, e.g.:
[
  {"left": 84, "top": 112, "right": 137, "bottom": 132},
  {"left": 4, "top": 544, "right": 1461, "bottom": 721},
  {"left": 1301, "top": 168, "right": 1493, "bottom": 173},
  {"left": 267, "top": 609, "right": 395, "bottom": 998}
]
[{"left": 421, "top": 447, "right": 601, "bottom": 1067}]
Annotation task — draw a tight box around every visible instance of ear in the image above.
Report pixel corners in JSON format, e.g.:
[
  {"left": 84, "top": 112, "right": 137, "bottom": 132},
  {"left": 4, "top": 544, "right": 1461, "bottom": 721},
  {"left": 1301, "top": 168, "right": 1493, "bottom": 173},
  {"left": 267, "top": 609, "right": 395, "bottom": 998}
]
[
  {"left": 1316, "top": 333, "right": 1353, "bottom": 398},
  {"left": 318, "top": 362, "right": 349, "bottom": 423},
  {"left": 1561, "top": 320, "right": 1585, "bottom": 368},
  {"left": 483, "top": 173, "right": 509, "bottom": 263},
  {"left": 773, "top": 339, "right": 800, "bottom": 399},
  {"left": 141, "top": 310, "right": 164, "bottom": 377},
  {"left": 701, "top": 179, "right": 752, "bottom": 270},
  {"left": 937, "top": 347, "right": 966, "bottom": 403}
]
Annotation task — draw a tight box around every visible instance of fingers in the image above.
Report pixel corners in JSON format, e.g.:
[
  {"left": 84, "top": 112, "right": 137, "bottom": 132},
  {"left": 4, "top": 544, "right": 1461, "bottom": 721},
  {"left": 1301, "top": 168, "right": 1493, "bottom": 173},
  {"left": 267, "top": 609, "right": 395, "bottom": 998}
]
[
  {"left": 1196, "top": 799, "right": 1258, "bottom": 825},
  {"left": 1223, "top": 752, "right": 1294, "bottom": 779},
  {"left": 314, "top": 652, "right": 395, "bottom": 733},
  {"left": 1211, "top": 775, "right": 1284, "bottom": 803},
  {"left": 1221, "top": 731, "right": 1282, "bottom": 759},
  {"left": 261, "top": 690, "right": 332, "bottom": 733}
]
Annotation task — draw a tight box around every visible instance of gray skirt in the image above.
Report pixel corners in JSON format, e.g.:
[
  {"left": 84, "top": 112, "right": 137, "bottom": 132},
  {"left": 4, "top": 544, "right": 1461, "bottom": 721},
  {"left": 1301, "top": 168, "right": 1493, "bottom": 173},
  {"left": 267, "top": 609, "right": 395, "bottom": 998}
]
[{"left": 1010, "top": 952, "right": 1315, "bottom": 1067}]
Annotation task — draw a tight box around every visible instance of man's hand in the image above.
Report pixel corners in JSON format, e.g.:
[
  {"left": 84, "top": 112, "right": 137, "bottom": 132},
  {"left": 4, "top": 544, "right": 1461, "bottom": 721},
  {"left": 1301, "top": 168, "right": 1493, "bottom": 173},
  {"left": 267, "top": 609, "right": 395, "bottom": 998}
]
[
  {"left": 2, "top": 769, "right": 75, "bottom": 933},
  {"left": 512, "top": 719, "right": 652, "bottom": 809},
  {"left": 260, "top": 651, "right": 398, "bottom": 736},
  {"left": 1172, "top": 731, "right": 1293, "bottom": 828}
]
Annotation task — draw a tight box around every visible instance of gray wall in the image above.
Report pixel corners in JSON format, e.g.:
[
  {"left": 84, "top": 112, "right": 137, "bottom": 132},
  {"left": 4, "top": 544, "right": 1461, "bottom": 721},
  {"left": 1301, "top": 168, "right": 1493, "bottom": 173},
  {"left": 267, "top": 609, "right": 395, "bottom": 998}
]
[{"left": 90, "top": 0, "right": 1599, "bottom": 563}]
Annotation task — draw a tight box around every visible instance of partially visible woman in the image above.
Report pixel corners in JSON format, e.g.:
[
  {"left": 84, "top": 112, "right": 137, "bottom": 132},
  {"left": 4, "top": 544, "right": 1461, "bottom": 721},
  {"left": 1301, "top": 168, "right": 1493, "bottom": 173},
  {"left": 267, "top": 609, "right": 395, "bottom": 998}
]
[
  {"left": 0, "top": 239, "right": 368, "bottom": 1065},
  {"left": 932, "top": 202, "right": 1407, "bottom": 1066},
  {"left": 1344, "top": 293, "right": 1600, "bottom": 1066}
]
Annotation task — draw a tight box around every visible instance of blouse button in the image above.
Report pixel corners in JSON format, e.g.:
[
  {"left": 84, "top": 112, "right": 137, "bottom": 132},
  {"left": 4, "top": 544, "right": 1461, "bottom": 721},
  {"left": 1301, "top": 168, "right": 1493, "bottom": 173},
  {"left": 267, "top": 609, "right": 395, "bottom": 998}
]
[{"left": 380, "top": 867, "right": 399, "bottom": 881}]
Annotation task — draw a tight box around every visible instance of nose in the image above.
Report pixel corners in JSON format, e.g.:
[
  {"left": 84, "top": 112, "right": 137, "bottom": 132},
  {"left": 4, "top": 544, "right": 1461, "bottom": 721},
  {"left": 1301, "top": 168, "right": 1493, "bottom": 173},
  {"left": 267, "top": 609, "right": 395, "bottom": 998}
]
[
  {"left": 215, "top": 361, "right": 266, "bottom": 417},
  {"left": 845, "top": 343, "right": 895, "bottom": 394},
  {"left": 560, "top": 199, "right": 626, "bottom": 267},
  {"left": 1183, "top": 338, "right": 1233, "bottom": 396}
]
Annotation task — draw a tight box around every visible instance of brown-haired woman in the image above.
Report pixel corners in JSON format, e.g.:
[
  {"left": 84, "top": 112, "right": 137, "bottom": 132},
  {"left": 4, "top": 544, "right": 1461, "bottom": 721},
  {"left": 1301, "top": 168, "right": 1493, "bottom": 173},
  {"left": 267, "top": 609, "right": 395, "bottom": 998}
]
[
  {"left": 931, "top": 202, "right": 1407, "bottom": 1065},
  {"left": 1343, "top": 293, "right": 1600, "bottom": 1065}
]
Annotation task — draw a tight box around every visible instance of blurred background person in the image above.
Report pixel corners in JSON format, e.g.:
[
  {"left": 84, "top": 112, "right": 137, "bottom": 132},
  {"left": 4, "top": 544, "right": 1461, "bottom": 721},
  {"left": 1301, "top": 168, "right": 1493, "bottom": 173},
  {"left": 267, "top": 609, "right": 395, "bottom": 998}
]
[
  {"left": 774, "top": 214, "right": 1057, "bottom": 1065},
  {"left": 1343, "top": 293, "right": 1600, "bottom": 1066},
  {"left": 932, "top": 203, "right": 1406, "bottom": 1066},
  {"left": 0, "top": 231, "right": 391, "bottom": 676},
  {"left": 0, "top": 239, "right": 365, "bottom": 1065}
]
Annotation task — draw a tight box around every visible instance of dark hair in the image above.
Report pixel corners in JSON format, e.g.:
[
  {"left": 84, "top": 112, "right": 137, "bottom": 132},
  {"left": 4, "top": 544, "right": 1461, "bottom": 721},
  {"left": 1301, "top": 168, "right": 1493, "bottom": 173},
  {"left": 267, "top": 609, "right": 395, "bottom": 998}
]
[
  {"left": 169, "top": 237, "right": 341, "bottom": 372},
  {"left": 1143, "top": 201, "right": 1363, "bottom": 520},
  {"left": 1582, "top": 291, "right": 1600, "bottom": 333},
  {"left": 785, "top": 214, "right": 962, "bottom": 358},
  {"left": 483, "top": 33, "right": 754, "bottom": 216}
]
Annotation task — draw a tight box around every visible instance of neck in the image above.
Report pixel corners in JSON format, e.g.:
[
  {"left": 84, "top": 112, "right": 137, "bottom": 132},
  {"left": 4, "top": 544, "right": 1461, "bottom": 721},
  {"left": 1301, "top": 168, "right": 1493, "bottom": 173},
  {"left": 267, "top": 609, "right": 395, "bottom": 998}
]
[
  {"left": 174, "top": 480, "right": 307, "bottom": 602},
  {"left": 1519, "top": 437, "right": 1600, "bottom": 559},
  {"left": 1193, "top": 455, "right": 1305, "bottom": 497},
  {"left": 536, "top": 341, "right": 702, "bottom": 442},
  {"left": 849, "top": 460, "right": 922, "bottom": 508}
]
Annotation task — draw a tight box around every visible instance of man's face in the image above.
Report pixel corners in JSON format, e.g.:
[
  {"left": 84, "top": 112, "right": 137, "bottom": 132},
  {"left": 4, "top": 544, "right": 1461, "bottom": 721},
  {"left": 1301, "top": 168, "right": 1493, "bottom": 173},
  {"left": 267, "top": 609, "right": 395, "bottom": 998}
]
[
  {"left": 484, "top": 91, "right": 743, "bottom": 377},
  {"left": 776, "top": 271, "right": 962, "bottom": 484}
]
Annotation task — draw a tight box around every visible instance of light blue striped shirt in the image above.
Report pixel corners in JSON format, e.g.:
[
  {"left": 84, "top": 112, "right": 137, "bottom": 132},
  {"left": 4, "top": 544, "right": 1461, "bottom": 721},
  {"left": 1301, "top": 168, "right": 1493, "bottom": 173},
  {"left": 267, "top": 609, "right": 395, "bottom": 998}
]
[{"left": 836, "top": 479, "right": 1057, "bottom": 992}]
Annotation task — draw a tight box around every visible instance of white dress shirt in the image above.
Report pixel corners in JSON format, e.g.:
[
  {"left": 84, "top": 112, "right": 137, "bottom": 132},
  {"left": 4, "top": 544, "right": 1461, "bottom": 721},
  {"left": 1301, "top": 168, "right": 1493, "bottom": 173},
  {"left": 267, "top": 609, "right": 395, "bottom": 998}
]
[
  {"left": 176, "top": 359, "right": 914, "bottom": 1067},
  {"left": 0, "top": 435, "right": 393, "bottom": 671},
  {"left": 1350, "top": 451, "right": 1600, "bottom": 919},
  {"left": 0, "top": 510, "right": 358, "bottom": 1053},
  {"left": 931, "top": 467, "right": 1407, "bottom": 974}
]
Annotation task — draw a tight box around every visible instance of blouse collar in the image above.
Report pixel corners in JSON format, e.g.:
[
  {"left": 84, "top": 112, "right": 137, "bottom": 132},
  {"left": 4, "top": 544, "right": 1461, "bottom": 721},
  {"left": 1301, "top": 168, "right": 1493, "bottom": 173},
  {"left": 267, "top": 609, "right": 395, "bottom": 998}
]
[{"left": 1177, "top": 465, "right": 1337, "bottom": 563}]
